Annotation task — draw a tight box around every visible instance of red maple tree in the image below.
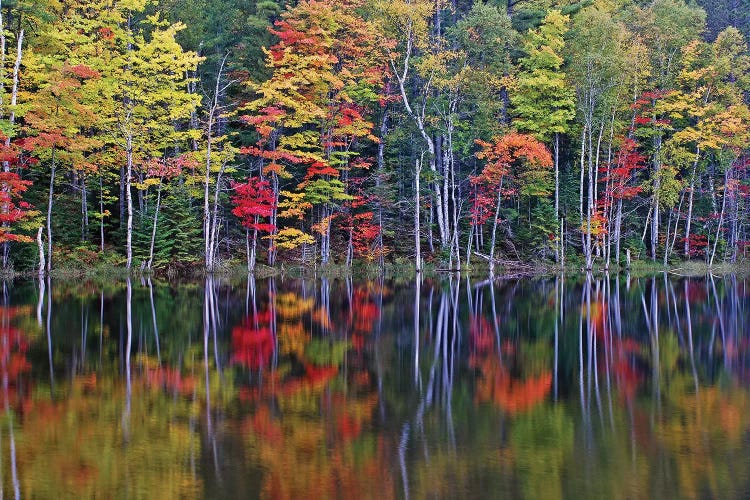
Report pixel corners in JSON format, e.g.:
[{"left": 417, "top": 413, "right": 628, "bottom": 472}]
[{"left": 232, "top": 177, "right": 277, "bottom": 270}]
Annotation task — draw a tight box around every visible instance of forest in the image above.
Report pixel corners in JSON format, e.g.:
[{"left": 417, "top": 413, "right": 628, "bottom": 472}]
[{"left": 0, "top": 0, "right": 748, "bottom": 274}]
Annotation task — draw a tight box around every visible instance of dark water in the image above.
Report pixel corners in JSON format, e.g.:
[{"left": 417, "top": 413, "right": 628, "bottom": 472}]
[{"left": 0, "top": 274, "right": 749, "bottom": 498}]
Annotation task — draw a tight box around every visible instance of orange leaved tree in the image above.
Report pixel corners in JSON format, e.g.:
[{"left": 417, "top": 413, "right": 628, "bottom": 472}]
[{"left": 473, "top": 133, "right": 552, "bottom": 273}]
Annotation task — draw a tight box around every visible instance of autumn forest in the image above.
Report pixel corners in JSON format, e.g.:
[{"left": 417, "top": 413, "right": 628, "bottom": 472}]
[{"left": 0, "top": 0, "right": 749, "bottom": 274}]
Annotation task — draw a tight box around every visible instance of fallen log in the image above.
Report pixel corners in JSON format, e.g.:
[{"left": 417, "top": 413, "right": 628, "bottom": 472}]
[{"left": 472, "top": 252, "right": 535, "bottom": 270}]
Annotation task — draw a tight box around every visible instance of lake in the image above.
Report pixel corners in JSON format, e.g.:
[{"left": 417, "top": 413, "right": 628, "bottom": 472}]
[{"left": 0, "top": 273, "right": 748, "bottom": 498}]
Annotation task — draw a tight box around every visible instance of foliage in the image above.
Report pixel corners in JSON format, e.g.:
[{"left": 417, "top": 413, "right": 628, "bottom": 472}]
[
  {"left": 474, "top": 132, "right": 553, "bottom": 198},
  {"left": 231, "top": 177, "right": 276, "bottom": 234},
  {"left": 0, "top": 0, "right": 748, "bottom": 270}
]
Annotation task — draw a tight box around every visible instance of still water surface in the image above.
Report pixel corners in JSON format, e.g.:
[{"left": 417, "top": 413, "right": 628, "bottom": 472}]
[{"left": 0, "top": 274, "right": 748, "bottom": 498}]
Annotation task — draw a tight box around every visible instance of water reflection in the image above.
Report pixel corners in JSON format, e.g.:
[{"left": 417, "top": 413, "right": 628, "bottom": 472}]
[{"left": 0, "top": 274, "right": 748, "bottom": 497}]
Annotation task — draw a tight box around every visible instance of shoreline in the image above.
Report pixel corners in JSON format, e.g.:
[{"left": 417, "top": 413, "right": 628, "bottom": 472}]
[{"left": 4, "top": 258, "right": 750, "bottom": 281}]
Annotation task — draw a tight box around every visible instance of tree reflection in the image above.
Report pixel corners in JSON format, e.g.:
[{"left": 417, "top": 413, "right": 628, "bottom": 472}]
[{"left": 0, "top": 274, "right": 746, "bottom": 498}]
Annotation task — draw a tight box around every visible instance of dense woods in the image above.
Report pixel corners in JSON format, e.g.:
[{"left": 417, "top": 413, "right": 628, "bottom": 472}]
[{"left": 1, "top": 0, "right": 749, "bottom": 273}]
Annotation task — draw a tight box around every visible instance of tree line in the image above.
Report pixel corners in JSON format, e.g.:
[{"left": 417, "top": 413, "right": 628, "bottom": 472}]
[{"left": 0, "top": 0, "right": 749, "bottom": 274}]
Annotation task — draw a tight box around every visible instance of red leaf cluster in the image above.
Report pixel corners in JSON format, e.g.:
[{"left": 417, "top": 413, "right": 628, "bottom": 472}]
[
  {"left": 231, "top": 177, "right": 277, "bottom": 233},
  {"left": 232, "top": 312, "right": 275, "bottom": 370}
]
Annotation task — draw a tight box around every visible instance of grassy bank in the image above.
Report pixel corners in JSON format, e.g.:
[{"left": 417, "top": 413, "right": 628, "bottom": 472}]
[{"left": 7, "top": 254, "right": 750, "bottom": 282}]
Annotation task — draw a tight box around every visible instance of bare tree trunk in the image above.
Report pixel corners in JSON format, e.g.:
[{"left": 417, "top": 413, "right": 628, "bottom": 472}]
[
  {"left": 99, "top": 174, "right": 105, "bottom": 252},
  {"left": 2, "top": 27, "right": 22, "bottom": 172},
  {"left": 0, "top": 24, "right": 22, "bottom": 266},
  {"left": 710, "top": 167, "right": 730, "bottom": 267},
  {"left": 81, "top": 174, "right": 89, "bottom": 242},
  {"left": 187, "top": 69, "right": 200, "bottom": 153},
  {"left": 428, "top": 203, "right": 435, "bottom": 253},
  {"left": 37, "top": 227, "right": 45, "bottom": 277},
  {"left": 203, "top": 55, "right": 228, "bottom": 272},
  {"left": 593, "top": 122, "right": 604, "bottom": 207},
  {"left": 346, "top": 227, "right": 354, "bottom": 267},
  {"left": 208, "top": 162, "right": 226, "bottom": 269},
  {"left": 447, "top": 111, "right": 460, "bottom": 268},
  {"left": 650, "top": 134, "right": 663, "bottom": 262},
  {"left": 651, "top": 195, "right": 660, "bottom": 262},
  {"left": 376, "top": 109, "right": 388, "bottom": 270},
  {"left": 119, "top": 165, "right": 125, "bottom": 232},
  {"left": 442, "top": 137, "right": 450, "bottom": 250},
  {"left": 269, "top": 171, "right": 278, "bottom": 266},
  {"left": 554, "top": 133, "right": 560, "bottom": 263},
  {"left": 604, "top": 111, "right": 616, "bottom": 269},
  {"left": 0, "top": 0, "right": 6, "bottom": 117},
  {"left": 203, "top": 110, "right": 215, "bottom": 270},
  {"left": 489, "top": 186, "right": 503, "bottom": 276},
  {"left": 586, "top": 120, "right": 595, "bottom": 270},
  {"left": 322, "top": 206, "right": 332, "bottom": 265},
  {"left": 663, "top": 207, "right": 673, "bottom": 267},
  {"left": 249, "top": 225, "right": 258, "bottom": 273},
  {"left": 432, "top": 178, "right": 447, "bottom": 248},
  {"left": 126, "top": 131, "right": 134, "bottom": 270},
  {"left": 614, "top": 197, "right": 623, "bottom": 265},
  {"left": 560, "top": 217, "right": 565, "bottom": 266},
  {"left": 434, "top": 136, "right": 447, "bottom": 246},
  {"left": 389, "top": 27, "right": 439, "bottom": 257},
  {"left": 146, "top": 178, "right": 163, "bottom": 270},
  {"left": 664, "top": 192, "right": 685, "bottom": 266},
  {"left": 46, "top": 147, "right": 56, "bottom": 272},
  {"left": 579, "top": 126, "right": 586, "bottom": 267},
  {"left": 415, "top": 155, "right": 422, "bottom": 273},
  {"left": 730, "top": 175, "right": 740, "bottom": 263}
]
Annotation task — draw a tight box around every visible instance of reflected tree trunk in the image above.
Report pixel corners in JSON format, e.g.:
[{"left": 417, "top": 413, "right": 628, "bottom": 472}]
[
  {"left": 684, "top": 280, "right": 699, "bottom": 393},
  {"left": 269, "top": 277, "right": 278, "bottom": 370},
  {"left": 579, "top": 275, "right": 587, "bottom": 421},
  {"left": 122, "top": 277, "right": 132, "bottom": 442},
  {"left": 46, "top": 276, "right": 54, "bottom": 394},
  {"left": 415, "top": 155, "right": 423, "bottom": 273},
  {"left": 1, "top": 282, "right": 19, "bottom": 500},
  {"left": 148, "top": 277, "right": 161, "bottom": 365},
  {"left": 490, "top": 280, "right": 501, "bottom": 361},
  {"left": 414, "top": 277, "right": 420, "bottom": 387},
  {"left": 80, "top": 302, "right": 88, "bottom": 373},
  {"left": 554, "top": 276, "right": 560, "bottom": 401},
  {"left": 99, "top": 291, "right": 104, "bottom": 369},
  {"left": 399, "top": 422, "right": 410, "bottom": 500},
  {"left": 203, "top": 275, "right": 221, "bottom": 478},
  {"left": 36, "top": 276, "right": 44, "bottom": 327},
  {"left": 710, "top": 275, "right": 728, "bottom": 370}
]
